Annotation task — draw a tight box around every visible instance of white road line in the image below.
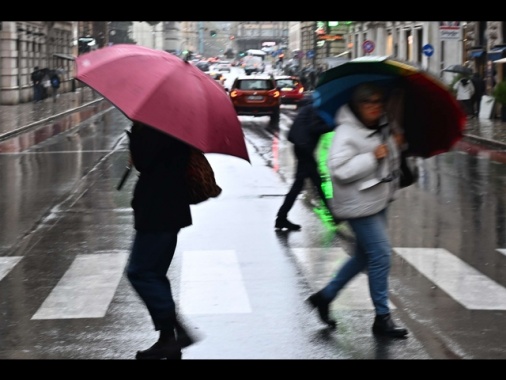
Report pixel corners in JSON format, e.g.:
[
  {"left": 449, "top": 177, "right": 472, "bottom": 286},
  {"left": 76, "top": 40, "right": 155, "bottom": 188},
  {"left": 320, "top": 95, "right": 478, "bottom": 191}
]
[
  {"left": 496, "top": 249, "right": 506, "bottom": 257},
  {"left": 395, "top": 247, "right": 506, "bottom": 310},
  {"left": 31, "top": 251, "right": 128, "bottom": 320},
  {"left": 179, "top": 250, "right": 252, "bottom": 315},
  {"left": 291, "top": 248, "right": 395, "bottom": 310},
  {"left": 0, "top": 256, "right": 23, "bottom": 281}
]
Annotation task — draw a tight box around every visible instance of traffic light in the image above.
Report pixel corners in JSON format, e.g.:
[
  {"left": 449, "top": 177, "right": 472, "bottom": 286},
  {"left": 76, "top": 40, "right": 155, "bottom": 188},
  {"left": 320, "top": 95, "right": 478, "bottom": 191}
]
[{"left": 210, "top": 30, "right": 217, "bottom": 37}]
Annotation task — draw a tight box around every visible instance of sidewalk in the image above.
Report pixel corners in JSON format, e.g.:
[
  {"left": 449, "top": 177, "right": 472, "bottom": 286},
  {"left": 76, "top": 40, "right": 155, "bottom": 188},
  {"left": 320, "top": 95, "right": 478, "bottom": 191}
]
[
  {"left": 1, "top": 87, "right": 506, "bottom": 151},
  {"left": 0, "top": 86, "right": 108, "bottom": 142}
]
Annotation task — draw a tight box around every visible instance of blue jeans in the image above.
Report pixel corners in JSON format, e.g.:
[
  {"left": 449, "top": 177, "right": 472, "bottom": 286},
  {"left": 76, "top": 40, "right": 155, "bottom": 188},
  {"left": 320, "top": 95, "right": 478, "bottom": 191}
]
[
  {"left": 320, "top": 208, "right": 392, "bottom": 315},
  {"left": 126, "top": 229, "right": 179, "bottom": 331}
]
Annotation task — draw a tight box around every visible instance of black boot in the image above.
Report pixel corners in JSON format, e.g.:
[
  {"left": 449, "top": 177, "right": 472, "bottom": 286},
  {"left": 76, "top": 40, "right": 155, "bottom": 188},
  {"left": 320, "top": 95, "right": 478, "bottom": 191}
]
[
  {"left": 372, "top": 313, "right": 408, "bottom": 338},
  {"left": 275, "top": 217, "right": 301, "bottom": 231},
  {"left": 174, "top": 317, "right": 198, "bottom": 348},
  {"left": 136, "top": 329, "right": 182, "bottom": 360},
  {"left": 306, "top": 291, "right": 337, "bottom": 328}
]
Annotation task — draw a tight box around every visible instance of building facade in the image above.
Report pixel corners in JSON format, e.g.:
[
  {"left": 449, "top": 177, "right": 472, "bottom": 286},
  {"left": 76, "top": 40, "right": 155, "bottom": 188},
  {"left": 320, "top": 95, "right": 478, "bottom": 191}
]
[{"left": 2, "top": 21, "right": 506, "bottom": 105}]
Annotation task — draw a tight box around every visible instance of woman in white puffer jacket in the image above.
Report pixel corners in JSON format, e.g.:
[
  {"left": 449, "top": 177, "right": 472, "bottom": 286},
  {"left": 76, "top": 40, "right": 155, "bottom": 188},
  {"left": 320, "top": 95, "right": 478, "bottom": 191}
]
[{"left": 306, "top": 82, "right": 409, "bottom": 339}]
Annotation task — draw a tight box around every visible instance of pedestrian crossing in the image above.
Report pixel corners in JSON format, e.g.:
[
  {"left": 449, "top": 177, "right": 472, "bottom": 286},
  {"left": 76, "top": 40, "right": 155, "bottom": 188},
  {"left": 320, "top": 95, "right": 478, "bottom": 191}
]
[
  {"left": 1, "top": 247, "right": 506, "bottom": 321},
  {"left": 32, "top": 251, "right": 128, "bottom": 320}
]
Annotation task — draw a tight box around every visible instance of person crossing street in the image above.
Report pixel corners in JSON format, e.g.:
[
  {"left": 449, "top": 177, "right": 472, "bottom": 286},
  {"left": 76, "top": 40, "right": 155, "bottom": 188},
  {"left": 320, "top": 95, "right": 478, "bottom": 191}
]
[{"left": 275, "top": 97, "right": 335, "bottom": 231}]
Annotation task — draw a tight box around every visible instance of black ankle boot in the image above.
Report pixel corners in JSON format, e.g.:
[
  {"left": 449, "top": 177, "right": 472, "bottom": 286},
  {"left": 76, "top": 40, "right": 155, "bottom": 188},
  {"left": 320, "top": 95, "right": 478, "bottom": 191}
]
[
  {"left": 136, "top": 330, "right": 182, "bottom": 360},
  {"left": 275, "top": 217, "right": 301, "bottom": 231},
  {"left": 306, "top": 291, "right": 337, "bottom": 328},
  {"left": 174, "top": 317, "right": 198, "bottom": 348},
  {"left": 372, "top": 313, "right": 408, "bottom": 338}
]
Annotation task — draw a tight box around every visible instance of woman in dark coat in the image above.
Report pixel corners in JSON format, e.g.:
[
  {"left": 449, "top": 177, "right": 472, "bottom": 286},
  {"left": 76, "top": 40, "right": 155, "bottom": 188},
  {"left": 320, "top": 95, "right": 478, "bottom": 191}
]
[{"left": 126, "top": 121, "right": 196, "bottom": 360}]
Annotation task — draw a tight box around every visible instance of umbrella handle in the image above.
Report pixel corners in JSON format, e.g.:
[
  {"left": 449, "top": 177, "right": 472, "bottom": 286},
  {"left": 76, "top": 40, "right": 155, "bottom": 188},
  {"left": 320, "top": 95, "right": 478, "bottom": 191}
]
[{"left": 116, "top": 165, "right": 132, "bottom": 191}]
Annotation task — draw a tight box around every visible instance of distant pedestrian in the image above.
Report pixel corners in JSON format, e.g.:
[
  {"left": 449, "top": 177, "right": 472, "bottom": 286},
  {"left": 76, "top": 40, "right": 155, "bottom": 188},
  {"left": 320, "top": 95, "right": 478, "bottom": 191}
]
[
  {"left": 49, "top": 71, "right": 61, "bottom": 102},
  {"left": 453, "top": 77, "right": 475, "bottom": 117},
  {"left": 275, "top": 97, "right": 335, "bottom": 231},
  {"left": 30, "top": 66, "right": 44, "bottom": 103},
  {"left": 471, "top": 73, "right": 485, "bottom": 117},
  {"left": 40, "top": 69, "right": 51, "bottom": 100}
]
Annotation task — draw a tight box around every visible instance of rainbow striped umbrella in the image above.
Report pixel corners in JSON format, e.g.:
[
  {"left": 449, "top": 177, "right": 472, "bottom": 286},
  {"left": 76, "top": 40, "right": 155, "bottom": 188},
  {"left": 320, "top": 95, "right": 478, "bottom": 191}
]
[{"left": 314, "top": 56, "right": 466, "bottom": 158}]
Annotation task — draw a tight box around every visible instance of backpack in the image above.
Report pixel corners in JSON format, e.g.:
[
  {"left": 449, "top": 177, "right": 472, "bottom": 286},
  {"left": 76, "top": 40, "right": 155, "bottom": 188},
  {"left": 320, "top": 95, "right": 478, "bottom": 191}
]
[{"left": 51, "top": 76, "right": 60, "bottom": 88}]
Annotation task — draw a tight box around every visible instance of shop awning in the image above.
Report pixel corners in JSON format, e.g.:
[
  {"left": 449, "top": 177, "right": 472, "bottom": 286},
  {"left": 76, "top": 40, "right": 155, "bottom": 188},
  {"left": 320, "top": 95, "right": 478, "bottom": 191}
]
[
  {"left": 488, "top": 47, "right": 506, "bottom": 62},
  {"left": 469, "top": 49, "right": 485, "bottom": 58},
  {"left": 53, "top": 53, "right": 76, "bottom": 61}
]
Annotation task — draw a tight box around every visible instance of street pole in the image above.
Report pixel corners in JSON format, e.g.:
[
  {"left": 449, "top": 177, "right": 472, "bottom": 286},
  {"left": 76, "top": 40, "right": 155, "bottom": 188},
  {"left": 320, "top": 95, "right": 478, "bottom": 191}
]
[{"left": 198, "top": 22, "right": 204, "bottom": 56}]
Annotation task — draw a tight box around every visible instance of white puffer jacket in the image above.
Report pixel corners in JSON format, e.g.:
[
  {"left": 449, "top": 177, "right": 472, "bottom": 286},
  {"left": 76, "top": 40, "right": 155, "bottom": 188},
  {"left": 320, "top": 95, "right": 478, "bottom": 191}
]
[{"left": 327, "top": 105, "right": 401, "bottom": 220}]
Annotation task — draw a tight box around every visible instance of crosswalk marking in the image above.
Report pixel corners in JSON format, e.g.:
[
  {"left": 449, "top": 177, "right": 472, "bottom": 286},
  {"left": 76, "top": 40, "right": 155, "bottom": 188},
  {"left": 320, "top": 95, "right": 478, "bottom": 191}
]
[
  {"left": 1, "top": 247, "right": 505, "bottom": 321},
  {"left": 496, "top": 249, "right": 506, "bottom": 257},
  {"left": 179, "top": 250, "right": 252, "bottom": 315},
  {"left": 31, "top": 251, "right": 128, "bottom": 320},
  {"left": 395, "top": 248, "right": 506, "bottom": 310},
  {"left": 0, "top": 256, "right": 22, "bottom": 281},
  {"left": 291, "top": 248, "right": 395, "bottom": 310}
]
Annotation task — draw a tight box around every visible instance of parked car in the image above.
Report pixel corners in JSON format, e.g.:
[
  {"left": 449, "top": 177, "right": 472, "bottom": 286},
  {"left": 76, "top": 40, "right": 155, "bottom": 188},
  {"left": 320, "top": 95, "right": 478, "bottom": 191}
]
[
  {"left": 229, "top": 75, "right": 280, "bottom": 124},
  {"left": 215, "top": 62, "right": 232, "bottom": 72},
  {"left": 274, "top": 75, "right": 305, "bottom": 107}
]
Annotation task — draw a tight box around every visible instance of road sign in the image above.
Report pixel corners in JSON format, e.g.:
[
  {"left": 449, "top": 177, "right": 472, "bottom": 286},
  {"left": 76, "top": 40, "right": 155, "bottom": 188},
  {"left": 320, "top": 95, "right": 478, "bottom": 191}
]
[
  {"left": 306, "top": 50, "right": 315, "bottom": 59},
  {"left": 422, "top": 44, "right": 434, "bottom": 57},
  {"left": 362, "top": 40, "right": 375, "bottom": 54}
]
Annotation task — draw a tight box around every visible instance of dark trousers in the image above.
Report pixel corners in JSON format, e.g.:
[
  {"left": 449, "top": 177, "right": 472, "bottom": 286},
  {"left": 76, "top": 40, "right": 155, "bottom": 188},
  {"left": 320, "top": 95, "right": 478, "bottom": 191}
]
[
  {"left": 126, "top": 229, "right": 180, "bottom": 331},
  {"left": 33, "top": 83, "right": 43, "bottom": 102},
  {"left": 277, "top": 145, "right": 328, "bottom": 219},
  {"left": 458, "top": 99, "right": 474, "bottom": 116},
  {"left": 473, "top": 96, "right": 482, "bottom": 116}
]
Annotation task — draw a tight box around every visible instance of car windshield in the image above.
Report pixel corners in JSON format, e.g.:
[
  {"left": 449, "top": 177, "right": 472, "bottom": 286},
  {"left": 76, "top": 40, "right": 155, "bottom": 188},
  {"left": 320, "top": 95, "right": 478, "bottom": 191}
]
[
  {"left": 276, "top": 79, "right": 298, "bottom": 88},
  {"left": 237, "top": 80, "right": 273, "bottom": 90}
]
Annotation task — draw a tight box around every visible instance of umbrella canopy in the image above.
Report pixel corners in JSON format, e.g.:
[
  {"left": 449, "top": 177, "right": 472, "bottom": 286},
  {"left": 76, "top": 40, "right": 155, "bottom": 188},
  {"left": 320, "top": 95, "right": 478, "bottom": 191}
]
[
  {"left": 75, "top": 44, "right": 249, "bottom": 163},
  {"left": 314, "top": 56, "right": 467, "bottom": 158},
  {"left": 442, "top": 64, "right": 473, "bottom": 76}
]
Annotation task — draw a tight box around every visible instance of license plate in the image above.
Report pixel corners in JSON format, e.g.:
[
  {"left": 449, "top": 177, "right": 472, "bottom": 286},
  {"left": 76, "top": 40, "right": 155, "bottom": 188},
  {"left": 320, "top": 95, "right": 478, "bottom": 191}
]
[
  {"left": 281, "top": 87, "right": 293, "bottom": 91},
  {"left": 248, "top": 95, "right": 264, "bottom": 101}
]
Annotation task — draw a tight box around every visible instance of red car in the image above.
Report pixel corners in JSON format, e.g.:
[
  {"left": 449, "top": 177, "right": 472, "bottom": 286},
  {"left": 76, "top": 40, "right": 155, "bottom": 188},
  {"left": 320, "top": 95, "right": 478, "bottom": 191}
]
[{"left": 274, "top": 75, "right": 305, "bottom": 108}]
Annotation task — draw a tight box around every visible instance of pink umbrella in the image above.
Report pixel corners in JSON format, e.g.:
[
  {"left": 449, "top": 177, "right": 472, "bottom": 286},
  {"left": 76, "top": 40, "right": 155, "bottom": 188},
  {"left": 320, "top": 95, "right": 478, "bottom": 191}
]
[{"left": 75, "top": 44, "right": 249, "bottom": 162}]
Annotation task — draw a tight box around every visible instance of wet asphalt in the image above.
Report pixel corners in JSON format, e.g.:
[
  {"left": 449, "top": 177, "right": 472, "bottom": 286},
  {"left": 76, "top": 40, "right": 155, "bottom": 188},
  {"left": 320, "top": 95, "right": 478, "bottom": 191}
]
[{"left": 2, "top": 86, "right": 506, "bottom": 360}]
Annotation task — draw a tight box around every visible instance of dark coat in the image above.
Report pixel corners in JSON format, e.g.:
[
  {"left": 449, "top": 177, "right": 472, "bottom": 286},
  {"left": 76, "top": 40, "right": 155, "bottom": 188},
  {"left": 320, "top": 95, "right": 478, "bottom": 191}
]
[
  {"left": 31, "top": 69, "right": 43, "bottom": 84},
  {"left": 129, "top": 122, "right": 192, "bottom": 232},
  {"left": 471, "top": 74, "right": 485, "bottom": 98},
  {"left": 287, "top": 100, "right": 334, "bottom": 152}
]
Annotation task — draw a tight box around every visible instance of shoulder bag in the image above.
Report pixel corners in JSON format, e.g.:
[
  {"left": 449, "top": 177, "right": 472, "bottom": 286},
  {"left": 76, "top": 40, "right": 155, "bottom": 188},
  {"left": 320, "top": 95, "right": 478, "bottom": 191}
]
[{"left": 185, "top": 147, "right": 222, "bottom": 204}]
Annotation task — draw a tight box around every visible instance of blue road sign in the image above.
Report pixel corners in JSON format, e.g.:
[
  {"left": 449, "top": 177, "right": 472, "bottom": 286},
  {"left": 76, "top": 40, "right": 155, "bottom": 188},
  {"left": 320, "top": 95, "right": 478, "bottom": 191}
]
[
  {"left": 362, "top": 40, "right": 375, "bottom": 54},
  {"left": 306, "top": 50, "right": 315, "bottom": 59},
  {"left": 422, "top": 44, "right": 434, "bottom": 57}
]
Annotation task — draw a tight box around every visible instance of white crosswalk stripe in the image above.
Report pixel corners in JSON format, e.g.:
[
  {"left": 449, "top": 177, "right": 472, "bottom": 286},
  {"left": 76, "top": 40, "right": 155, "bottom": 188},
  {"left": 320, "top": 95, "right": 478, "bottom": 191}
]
[
  {"left": 0, "top": 256, "right": 22, "bottom": 281},
  {"left": 395, "top": 248, "right": 506, "bottom": 310},
  {"left": 179, "top": 250, "right": 252, "bottom": 315},
  {"left": 31, "top": 251, "right": 128, "bottom": 320}
]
